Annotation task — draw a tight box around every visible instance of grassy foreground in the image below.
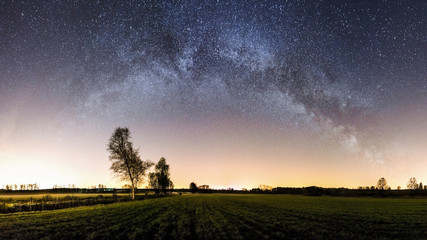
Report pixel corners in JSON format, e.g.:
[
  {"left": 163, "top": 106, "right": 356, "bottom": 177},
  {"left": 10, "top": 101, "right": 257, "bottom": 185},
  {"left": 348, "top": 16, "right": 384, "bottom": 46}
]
[{"left": 1, "top": 194, "right": 426, "bottom": 239}]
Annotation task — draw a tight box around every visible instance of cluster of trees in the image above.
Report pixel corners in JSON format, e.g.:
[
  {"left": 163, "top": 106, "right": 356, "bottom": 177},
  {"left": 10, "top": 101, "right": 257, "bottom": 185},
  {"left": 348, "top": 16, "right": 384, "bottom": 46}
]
[
  {"left": 372, "top": 177, "right": 426, "bottom": 190},
  {"left": 1, "top": 183, "right": 39, "bottom": 191},
  {"left": 406, "top": 177, "right": 425, "bottom": 190},
  {"left": 188, "top": 182, "right": 210, "bottom": 193},
  {"left": 107, "top": 127, "right": 173, "bottom": 200}
]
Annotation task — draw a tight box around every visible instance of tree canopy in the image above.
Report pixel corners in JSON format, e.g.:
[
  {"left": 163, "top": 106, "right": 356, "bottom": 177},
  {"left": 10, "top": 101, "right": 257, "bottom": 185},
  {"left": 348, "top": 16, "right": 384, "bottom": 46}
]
[
  {"left": 407, "top": 177, "right": 418, "bottom": 190},
  {"left": 149, "top": 157, "right": 174, "bottom": 194},
  {"left": 376, "top": 177, "right": 388, "bottom": 190},
  {"left": 190, "top": 182, "right": 198, "bottom": 194},
  {"left": 107, "top": 127, "right": 153, "bottom": 200}
]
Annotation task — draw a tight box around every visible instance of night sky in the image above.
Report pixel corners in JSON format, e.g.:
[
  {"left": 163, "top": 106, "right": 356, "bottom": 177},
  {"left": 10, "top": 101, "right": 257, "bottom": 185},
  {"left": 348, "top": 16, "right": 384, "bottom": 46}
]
[{"left": 1, "top": 0, "right": 426, "bottom": 189}]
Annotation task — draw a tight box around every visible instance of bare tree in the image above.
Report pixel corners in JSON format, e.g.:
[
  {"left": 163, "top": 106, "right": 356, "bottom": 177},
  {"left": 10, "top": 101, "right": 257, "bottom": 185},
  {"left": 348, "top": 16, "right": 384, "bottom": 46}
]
[
  {"left": 376, "top": 177, "right": 388, "bottom": 190},
  {"left": 407, "top": 177, "right": 418, "bottom": 190},
  {"left": 107, "top": 127, "right": 152, "bottom": 200}
]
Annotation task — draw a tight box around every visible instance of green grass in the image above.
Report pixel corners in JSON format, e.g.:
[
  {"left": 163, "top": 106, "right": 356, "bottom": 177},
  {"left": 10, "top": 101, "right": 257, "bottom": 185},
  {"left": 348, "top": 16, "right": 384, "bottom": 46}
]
[
  {"left": 0, "top": 192, "right": 166, "bottom": 203},
  {"left": 0, "top": 193, "right": 142, "bottom": 201},
  {"left": 1, "top": 194, "right": 426, "bottom": 239}
]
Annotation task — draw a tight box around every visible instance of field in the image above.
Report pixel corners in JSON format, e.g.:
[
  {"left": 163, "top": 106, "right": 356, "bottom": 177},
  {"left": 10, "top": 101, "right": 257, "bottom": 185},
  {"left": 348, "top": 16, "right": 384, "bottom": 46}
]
[
  {"left": 1, "top": 194, "right": 426, "bottom": 239},
  {"left": 0, "top": 192, "right": 153, "bottom": 213},
  {"left": 0, "top": 193, "right": 128, "bottom": 201}
]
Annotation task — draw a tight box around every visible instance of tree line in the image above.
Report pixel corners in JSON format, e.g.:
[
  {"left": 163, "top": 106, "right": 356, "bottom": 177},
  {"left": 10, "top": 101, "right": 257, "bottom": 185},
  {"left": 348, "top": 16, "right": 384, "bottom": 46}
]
[
  {"left": 1, "top": 183, "right": 40, "bottom": 191},
  {"left": 2, "top": 128, "right": 424, "bottom": 199},
  {"left": 370, "top": 177, "right": 425, "bottom": 190}
]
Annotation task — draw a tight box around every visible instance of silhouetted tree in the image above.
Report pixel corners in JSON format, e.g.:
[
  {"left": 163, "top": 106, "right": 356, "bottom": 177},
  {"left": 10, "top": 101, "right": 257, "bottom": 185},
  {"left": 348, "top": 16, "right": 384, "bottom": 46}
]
[
  {"left": 397, "top": 186, "right": 401, "bottom": 190},
  {"left": 133, "top": 158, "right": 154, "bottom": 188},
  {"left": 190, "top": 182, "right": 198, "bottom": 194},
  {"left": 107, "top": 127, "right": 152, "bottom": 200},
  {"left": 149, "top": 157, "right": 173, "bottom": 194},
  {"left": 419, "top": 182, "right": 423, "bottom": 190},
  {"left": 376, "top": 177, "right": 388, "bottom": 190},
  {"left": 407, "top": 177, "right": 418, "bottom": 190}
]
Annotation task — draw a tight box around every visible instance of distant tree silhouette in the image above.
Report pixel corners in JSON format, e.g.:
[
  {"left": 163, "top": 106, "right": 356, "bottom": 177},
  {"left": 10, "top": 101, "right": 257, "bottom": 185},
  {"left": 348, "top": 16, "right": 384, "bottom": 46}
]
[
  {"left": 419, "top": 182, "right": 423, "bottom": 190},
  {"left": 376, "top": 177, "right": 388, "bottom": 190},
  {"left": 190, "top": 182, "right": 198, "bottom": 194},
  {"left": 149, "top": 157, "right": 173, "bottom": 194},
  {"left": 107, "top": 127, "right": 153, "bottom": 200},
  {"left": 407, "top": 177, "right": 418, "bottom": 190},
  {"left": 397, "top": 186, "right": 401, "bottom": 190}
]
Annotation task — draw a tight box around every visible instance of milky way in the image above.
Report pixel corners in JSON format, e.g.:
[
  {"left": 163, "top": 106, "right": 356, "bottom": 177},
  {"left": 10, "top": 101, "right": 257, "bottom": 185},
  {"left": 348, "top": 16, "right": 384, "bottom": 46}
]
[{"left": 0, "top": 1, "right": 426, "bottom": 188}]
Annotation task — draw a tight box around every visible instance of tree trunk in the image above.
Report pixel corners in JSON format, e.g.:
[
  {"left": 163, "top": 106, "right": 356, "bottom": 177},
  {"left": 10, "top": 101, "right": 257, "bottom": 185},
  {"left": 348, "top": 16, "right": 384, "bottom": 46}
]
[{"left": 131, "top": 187, "right": 135, "bottom": 200}]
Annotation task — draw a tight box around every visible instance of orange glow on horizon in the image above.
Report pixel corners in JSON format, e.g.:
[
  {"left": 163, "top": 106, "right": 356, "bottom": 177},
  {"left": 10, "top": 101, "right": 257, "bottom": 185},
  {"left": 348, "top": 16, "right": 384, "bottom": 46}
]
[{"left": 1, "top": 110, "right": 426, "bottom": 190}]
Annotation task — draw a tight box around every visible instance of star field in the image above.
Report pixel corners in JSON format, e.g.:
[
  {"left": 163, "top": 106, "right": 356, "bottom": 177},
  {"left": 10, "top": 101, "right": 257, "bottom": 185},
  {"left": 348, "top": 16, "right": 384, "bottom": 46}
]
[{"left": 0, "top": 0, "right": 426, "bottom": 188}]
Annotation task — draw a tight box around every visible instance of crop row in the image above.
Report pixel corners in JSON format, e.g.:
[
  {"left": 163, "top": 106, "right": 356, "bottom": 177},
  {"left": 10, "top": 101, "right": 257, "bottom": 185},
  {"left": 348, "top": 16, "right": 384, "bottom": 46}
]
[{"left": 1, "top": 194, "right": 427, "bottom": 239}]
